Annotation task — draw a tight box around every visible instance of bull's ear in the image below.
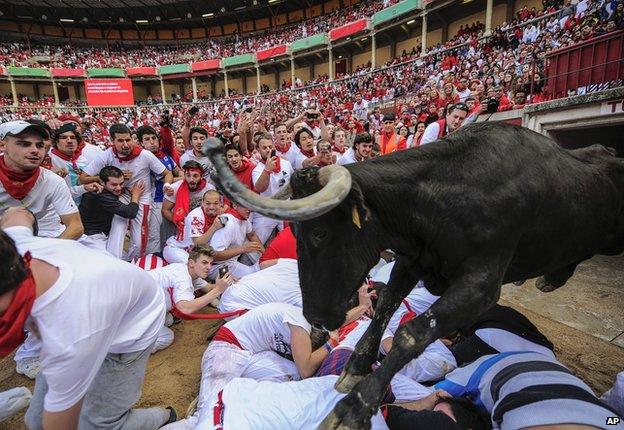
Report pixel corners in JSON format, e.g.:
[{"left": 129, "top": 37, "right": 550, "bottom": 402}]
[{"left": 347, "top": 182, "right": 371, "bottom": 229}]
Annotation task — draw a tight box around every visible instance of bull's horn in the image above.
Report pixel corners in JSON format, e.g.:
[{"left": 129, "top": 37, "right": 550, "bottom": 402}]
[{"left": 203, "top": 137, "right": 352, "bottom": 221}]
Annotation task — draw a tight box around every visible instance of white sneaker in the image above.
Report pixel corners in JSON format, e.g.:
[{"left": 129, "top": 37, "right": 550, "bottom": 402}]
[{"left": 15, "top": 357, "right": 40, "bottom": 379}]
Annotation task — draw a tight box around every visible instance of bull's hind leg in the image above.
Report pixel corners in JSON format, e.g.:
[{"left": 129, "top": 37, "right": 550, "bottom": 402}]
[
  {"left": 535, "top": 260, "right": 582, "bottom": 293},
  {"left": 320, "top": 259, "right": 506, "bottom": 430},
  {"left": 335, "top": 257, "right": 419, "bottom": 393}
]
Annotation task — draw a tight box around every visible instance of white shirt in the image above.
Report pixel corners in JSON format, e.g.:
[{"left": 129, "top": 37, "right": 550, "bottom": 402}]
[
  {"left": 179, "top": 149, "right": 213, "bottom": 179},
  {"left": 292, "top": 148, "right": 315, "bottom": 170},
  {"left": 0, "top": 167, "right": 78, "bottom": 237},
  {"left": 6, "top": 226, "right": 165, "bottom": 412},
  {"left": 165, "top": 205, "right": 211, "bottom": 249},
  {"left": 224, "top": 303, "right": 310, "bottom": 355},
  {"left": 218, "top": 259, "right": 302, "bottom": 314},
  {"left": 162, "top": 180, "right": 215, "bottom": 211},
  {"left": 420, "top": 121, "right": 445, "bottom": 145},
  {"left": 201, "top": 375, "right": 389, "bottom": 430},
  {"left": 83, "top": 147, "right": 166, "bottom": 204},
  {"left": 251, "top": 158, "right": 293, "bottom": 198},
  {"left": 353, "top": 99, "right": 369, "bottom": 121},
  {"left": 148, "top": 263, "right": 207, "bottom": 311},
  {"left": 208, "top": 212, "right": 253, "bottom": 277},
  {"left": 49, "top": 144, "right": 103, "bottom": 202},
  {"left": 336, "top": 147, "right": 358, "bottom": 165},
  {"left": 276, "top": 143, "right": 301, "bottom": 167}
]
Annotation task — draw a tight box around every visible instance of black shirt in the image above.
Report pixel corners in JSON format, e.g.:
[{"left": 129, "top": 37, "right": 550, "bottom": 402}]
[{"left": 79, "top": 190, "right": 139, "bottom": 236}]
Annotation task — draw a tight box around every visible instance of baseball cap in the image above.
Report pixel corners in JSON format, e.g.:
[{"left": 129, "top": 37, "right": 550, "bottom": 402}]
[{"left": 0, "top": 120, "right": 49, "bottom": 140}]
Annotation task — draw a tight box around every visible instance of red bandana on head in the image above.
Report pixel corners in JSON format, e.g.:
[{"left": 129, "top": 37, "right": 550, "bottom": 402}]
[
  {"left": 112, "top": 145, "right": 142, "bottom": 162},
  {"left": 51, "top": 142, "right": 85, "bottom": 171},
  {"left": 173, "top": 168, "right": 206, "bottom": 240},
  {"left": 0, "top": 252, "right": 37, "bottom": 357},
  {"left": 0, "top": 156, "right": 40, "bottom": 200}
]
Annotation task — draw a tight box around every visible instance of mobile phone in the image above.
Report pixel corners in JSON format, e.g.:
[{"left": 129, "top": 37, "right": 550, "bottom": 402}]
[
  {"left": 219, "top": 214, "right": 229, "bottom": 225},
  {"left": 245, "top": 106, "right": 253, "bottom": 113},
  {"left": 218, "top": 266, "right": 229, "bottom": 278},
  {"left": 188, "top": 106, "right": 199, "bottom": 116},
  {"left": 307, "top": 112, "right": 319, "bottom": 120},
  {"left": 270, "top": 149, "right": 276, "bottom": 158}
]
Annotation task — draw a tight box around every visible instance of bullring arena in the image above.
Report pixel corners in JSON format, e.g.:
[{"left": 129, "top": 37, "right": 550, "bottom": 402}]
[{"left": 0, "top": 0, "right": 623, "bottom": 428}]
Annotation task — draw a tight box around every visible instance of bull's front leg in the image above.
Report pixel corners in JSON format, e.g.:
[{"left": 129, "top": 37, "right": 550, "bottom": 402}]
[
  {"left": 321, "top": 258, "right": 506, "bottom": 430},
  {"left": 335, "top": 257, "right": 420, "bottom": 393}
]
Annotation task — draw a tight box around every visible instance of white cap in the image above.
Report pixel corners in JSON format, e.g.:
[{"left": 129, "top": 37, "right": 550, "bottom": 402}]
[{"left": 0, "top": 120, "right": 49, "bottom": 140}]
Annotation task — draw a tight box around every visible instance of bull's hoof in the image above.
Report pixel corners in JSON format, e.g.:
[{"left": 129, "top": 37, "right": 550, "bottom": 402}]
[
  {"left": 319, "top": 392, "right": 371, "bottom": 430},
  {"left": 513, "top": 279, "right": 526, "bottom": 286},
  {"left": 535, "top": 276, "right": 558, "bottom": 292},
  {"left": 334, "top": 371, "right": 365, "bottom": 393}
]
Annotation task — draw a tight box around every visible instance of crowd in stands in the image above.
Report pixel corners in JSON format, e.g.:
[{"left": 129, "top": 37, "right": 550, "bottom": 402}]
[{"left": 0, "top": 0, "right": 398, "bottom": 69}]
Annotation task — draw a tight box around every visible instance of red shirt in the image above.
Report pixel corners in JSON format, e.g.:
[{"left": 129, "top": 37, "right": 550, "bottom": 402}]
[{"left": 259, "top": 226, "right": 297, "bottom": 262}]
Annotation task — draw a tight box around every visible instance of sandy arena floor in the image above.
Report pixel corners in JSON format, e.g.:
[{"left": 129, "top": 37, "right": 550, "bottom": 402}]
[{"left": 1, "top": 256, "right": 622, "bottom": 429}]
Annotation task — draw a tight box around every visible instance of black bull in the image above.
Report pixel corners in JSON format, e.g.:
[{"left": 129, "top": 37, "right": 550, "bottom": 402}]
[{"left": 203, "top": 122, "right": 624, "bottom": 429}]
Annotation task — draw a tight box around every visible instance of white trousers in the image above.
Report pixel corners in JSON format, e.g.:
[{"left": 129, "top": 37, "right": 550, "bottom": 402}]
[
  {"left": 0, "top": 387, "right": 32, "bottom": 422},
  {"left": 163, "top": 244, "right": 189, "bottom": 264},
  {"left": 152, "top": 326, "right": 174, "bottom": 354},
  {"left": 78, "top": 233, "right": 111, "bottom": 255},
  {"left": 107, "top": 195, "right": 150, "bottom": 261},
  {"left": 146, "top": 202, "right": 163, "bottom": 255},
  {"left": 209, "top": 260, "right": 259, "bottom": 280},
  {"left": 251, "top": 213, "right": 283, "bottom": 245}
]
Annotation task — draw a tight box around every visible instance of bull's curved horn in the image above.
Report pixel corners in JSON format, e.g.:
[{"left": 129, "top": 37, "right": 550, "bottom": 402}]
[{"left": 203, "top": 137, "right": 352, "bottom": 221}]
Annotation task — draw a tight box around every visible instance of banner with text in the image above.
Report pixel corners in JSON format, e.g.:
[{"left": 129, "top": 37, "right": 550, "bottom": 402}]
[{"left": 84, "top": 79, "right": 134, "bottom": 106}]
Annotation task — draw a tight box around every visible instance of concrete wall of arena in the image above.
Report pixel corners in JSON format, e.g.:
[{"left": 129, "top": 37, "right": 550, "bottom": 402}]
[{"left": 447, "top": 4, "right": 507, "bottom": 37}]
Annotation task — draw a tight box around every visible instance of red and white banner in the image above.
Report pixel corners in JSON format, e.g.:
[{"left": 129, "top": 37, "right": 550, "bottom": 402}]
[{"left": 84, "top": 79, "right": 134, "bottom": 106}]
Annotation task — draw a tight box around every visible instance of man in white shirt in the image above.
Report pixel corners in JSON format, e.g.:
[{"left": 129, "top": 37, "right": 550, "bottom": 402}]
[
  {"left": 0, "top": 207, "right": 175, "bottom": 429},
  {"left": 81, "top": 124, "right": 174, "bottom": 260},
  {"left": 251, "top": 132, "right": 293, "bottom": 244},
  {"left": 180, "top": 127, "right": 212, "bottom": 179},
  {"left": 353, "top": 94, "right": 370, "bottom": 121},
  {"left": 163, "top": 189, "right": 222, "bottom": 264},
  {"left": 162, "top": 163, "right": 217, "bottom": 263},
  {"left": 148, "top": 245, "right": 233, "bottom": 352},
  {"left": 420, "top": 103, "right": 469, "bottom": 145},
  {"left": 49, "top": 123, "right": 103, "bottom": 203},
  {"left": 273, "top": 123, "right": 300, "bottom": 166},
  {"left": 0, "top": 120, "right": 84, "bottom": 240},
  {"left": 209, "top": 202, "right": 264, "bottom": 279},
  {"left": 218, "top": 258, "right": 301, "bottom": 316},
  {"left": 338, "top": 132, "right": 374, "bottom": 166}
]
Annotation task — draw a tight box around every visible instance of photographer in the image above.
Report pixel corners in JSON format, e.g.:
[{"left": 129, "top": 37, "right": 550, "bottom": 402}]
[{"left": 420, "top": 103, "right": 469, "bottom": 145}]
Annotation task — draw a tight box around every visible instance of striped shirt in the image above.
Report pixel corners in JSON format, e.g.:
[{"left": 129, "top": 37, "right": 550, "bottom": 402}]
[{"left": 435, "top": 352, "right": 623, "bottom": 429}]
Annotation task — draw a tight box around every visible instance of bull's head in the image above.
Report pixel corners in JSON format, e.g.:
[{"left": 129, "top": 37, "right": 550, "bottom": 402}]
[{"left": 203, "top": 138, "right": 381, "bottom": 330}]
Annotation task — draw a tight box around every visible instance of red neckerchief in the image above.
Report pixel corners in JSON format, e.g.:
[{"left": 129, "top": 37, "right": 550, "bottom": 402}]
[
  {"left": 0, "top": 252, "right": 37, "bottom": 357},
  {"left": 276, "top": 142, "right": 291, "bottom": 153},
  {"left": 231, "top": 159, "right": 255, "bottom": 190},
  {"left": 112, "top": 145, "right": 142, "bottom": 162},
  {"left": 226, "top": 207, "right": 246, "bottom": 220},
  {"left": 153, "top": 148, "right": 167, "bottom": 159},
  {"left": 201, "top": 207, "right": 217, "bottom": 234},
  {"left": 173, "top": 173, "right": 207, "bottom": 240},
  {"left": 300, "top": 148, "right": 315, "bottom": 158},
  {"left": 0, "top": 156, "right": 40, "bottom": 200},
  {"left": 51, "top": 142, "right": 85, "bottom": 171},
  {"left": 332, "top": 144, "right": 346, "bottom": 154}
]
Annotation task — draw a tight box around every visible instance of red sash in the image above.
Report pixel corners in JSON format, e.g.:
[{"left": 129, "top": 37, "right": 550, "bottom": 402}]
[{"left": 173, "top": 179, "right": 207, "bottom": 240}]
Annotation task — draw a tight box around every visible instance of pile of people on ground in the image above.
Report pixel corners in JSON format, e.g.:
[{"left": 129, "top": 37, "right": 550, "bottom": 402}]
[{"left": 0, "top": 99, "right": 622, "bottom": 428}]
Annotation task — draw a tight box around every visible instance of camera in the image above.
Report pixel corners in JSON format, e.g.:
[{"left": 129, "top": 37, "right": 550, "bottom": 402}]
[
  {"left": 188, "top": 106, "right": 199, "bottom": 116},
  {"left": 218, "top": 266, "right": 229, "bottom": 278},
  {"left": 307, "top": 112, "right": 319, "bottom": 120},
  {"left": 245, "top": 106, "right": 253, "bottom": 113},
  {"left": 486, "top": 97, "right": 500, "bottom": 114},
  {"left": 270, "top": 149, "right": 277, "bottom": 158}
]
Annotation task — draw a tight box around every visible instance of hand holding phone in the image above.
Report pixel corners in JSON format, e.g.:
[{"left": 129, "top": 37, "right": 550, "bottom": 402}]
[{"left": 218, "top": 266, "right": 229, "bottom": 279}]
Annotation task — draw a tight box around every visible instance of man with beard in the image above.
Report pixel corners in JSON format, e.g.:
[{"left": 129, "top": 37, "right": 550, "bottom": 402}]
[
  {"left": 81, "top": 124, "right": 173, "bottom": 260},
  {"left": 337, "top": 132, "right": 374, "bottom": 166},
  {"left": 49, "top": 123, "right": 103, "bottom": 203},
  {"left": 224, "top": 144, "right": 255, "bottom": 190},
  {"left": 0, "top": 120, "right": 83, "bottom": 240},
  {"left": 78, "top": 166, "right": 145, "bottom": 254},
  {"left": 251, "top": 133, "right": 293, "bottom": 245},
  {"left": 162, "top": 162, "right": 216, "bottom": 263},
  {"left": 420, "top": 103, "right": 469, "bottom": 145}
]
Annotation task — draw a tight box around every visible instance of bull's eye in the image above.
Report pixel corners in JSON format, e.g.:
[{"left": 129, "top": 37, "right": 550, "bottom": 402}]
[{"left": 311, "top": 229, "right": 328, "bottom": 245}]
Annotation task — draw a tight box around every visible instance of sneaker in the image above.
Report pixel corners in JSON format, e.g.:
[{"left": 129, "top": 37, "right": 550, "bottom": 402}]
[
  {"left": 165, "top": 312, "right": 174, "bottom": 327},
  {"left": 15, "top": 357, "right": 40, "bottom": 379},
  {"left": 160, "top": 406, "right": 177, "bottom": 427},
  {"left": 186, "top": 396, "right": 198, "bottom": 417}
]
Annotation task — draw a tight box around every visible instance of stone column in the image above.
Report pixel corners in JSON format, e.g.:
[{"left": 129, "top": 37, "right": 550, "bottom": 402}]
[
  {"left": 371, "top": 32, "right": 377, "bottom": 69},
  {"left": 52, "top": 79, "right": 60, "bottom": 106},
  {"left": 256, "top": 64, "right": 261, "bottom": 94},
  {"left": 9, "top": 76, "right": 18, "bottom": 107},
  {"left": 159, "top": 78, "right": 167, "bottom": 104},
  {"left": 290, "top": 56, "right": 296, "bottom": 89},
  {"left": 223, "top": 70, "right": 229, "bottom": 98},
  {"left": 191, "top": 76, "right": 198, "bottom": 102},
  {"left": 421, "top": 13, "right": 428, "bottom": 55},
  {"left": 328, "top": 44, "right": 334, "bottom": 81},
  {"left": 485, "top": 0, "right": 494, "bottom": 36}
]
